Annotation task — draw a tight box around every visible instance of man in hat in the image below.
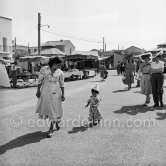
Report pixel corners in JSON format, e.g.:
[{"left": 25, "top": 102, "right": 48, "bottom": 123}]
[{"left": 150, "top": 52, "right": 165, "bottom": 107}]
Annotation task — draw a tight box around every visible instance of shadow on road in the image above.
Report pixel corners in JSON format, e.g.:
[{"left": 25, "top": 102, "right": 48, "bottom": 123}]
[
  {"left": 113, "top": 105, "right": 155, "bottom": 115},
  {"left": 113, "top": 89, "right": 128, "bottom": 93},
  {"left": 156, "top": 112, "right": 166, "bottom": 120},
  {"left": 90, "top": 80, "right": 103, "bottom": 82},
  {"left": 0, "top": 131, "right": 47, "bottom": 155},
  {"left": 68, "top": 125, "right": 89, "bottom": 134},
  {"left": 111, "top": 75, "right": 121, "bottom": 76}
]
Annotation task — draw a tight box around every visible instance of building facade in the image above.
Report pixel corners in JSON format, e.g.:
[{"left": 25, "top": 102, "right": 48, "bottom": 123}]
[
  {"left": 29, "top": 46, "right": 38, "bottom": 55},
  {"left": 41, "top": 40, "right": 75, "bottom": 55},
  {"left": 0, "top": 16, "right": 13, "bottom": 59},
  {"left": 101, "top": 51, "right": 125, "bottom": 68}
]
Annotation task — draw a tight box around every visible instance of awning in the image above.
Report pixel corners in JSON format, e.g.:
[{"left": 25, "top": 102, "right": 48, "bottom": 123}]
[
  {"left": 65, "top": 51, "right": 100, "bottom": 61},
  {"left": 19, "top": 56, "right": 48, "bottom": 62},
  {"left": 64, "top": 54, "right": 99, "bottom": 61}
]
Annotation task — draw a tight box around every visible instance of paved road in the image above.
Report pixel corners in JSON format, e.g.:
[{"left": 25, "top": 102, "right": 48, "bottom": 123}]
[{"left": 0, "top": 70, "right": 166, "bottom": 166}]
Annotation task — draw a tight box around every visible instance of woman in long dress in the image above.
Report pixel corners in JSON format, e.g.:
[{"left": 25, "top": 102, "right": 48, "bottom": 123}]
[
  {"left": 136, "top": 53, "right": 152, "bottom": 106},
  {"left": 35, "top": 57, "right": 65, "bottom": 138}
]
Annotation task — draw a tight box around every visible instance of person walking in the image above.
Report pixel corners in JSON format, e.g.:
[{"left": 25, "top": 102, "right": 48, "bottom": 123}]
[
  {"left": 85, "top": 85, "right": 102, "bottom": 127},
  {"left": 135, "top": 60, "right": 141, "bottom": 87},
  {"left": 100, "top": 63, "right": 106, "bottom": 81},
  {"left": 133, "top": 60, "right": 137, "bottom": 76},
  {"left": 124, "top": 58, "right": 134, "bottom": 90},
  {"left": 151, "top": 52, "right": 165, "bottom": 107},
  {"left": 35, "top": 57, "right": 65, "bottom": 138},
  {"left": 117, "top": 61, "right": 121, "bottom": 75},
  {"left": 120, "top": 62, "right": 125, "bottom": 75},
  {"left": 136, "top": 53, "right": 152, "bottom": 106}
]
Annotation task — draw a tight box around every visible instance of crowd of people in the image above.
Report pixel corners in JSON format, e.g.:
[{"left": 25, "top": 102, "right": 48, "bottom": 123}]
[
  {"left": 136, "top": 52, "right": 165, "bottom": 107},
  {"left": 34, "top": 52, "right": 165, "bottom": 138},
  {"left": 117, "top": 52, "right": 165, "bottom": 107}
]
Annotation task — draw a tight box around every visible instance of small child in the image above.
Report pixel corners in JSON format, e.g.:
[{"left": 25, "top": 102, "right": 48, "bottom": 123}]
[{"left": 85, "top": 85, "right": 102, "bottom": 126}]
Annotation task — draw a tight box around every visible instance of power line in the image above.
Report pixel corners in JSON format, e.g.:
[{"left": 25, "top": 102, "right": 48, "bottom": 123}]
[
  {"left": 48, "top": 27, "right": 102, "bottom": 43},
  {"left": 41, "top": 29, "right": 158, "bottom": 45},
  {"left": 41, "top": 29, "right": 103, "bottom": 44}
]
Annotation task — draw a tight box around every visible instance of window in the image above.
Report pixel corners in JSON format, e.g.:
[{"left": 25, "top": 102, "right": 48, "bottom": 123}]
[{"left": 3, "top": 37, "right": 7, "bottom": 52}]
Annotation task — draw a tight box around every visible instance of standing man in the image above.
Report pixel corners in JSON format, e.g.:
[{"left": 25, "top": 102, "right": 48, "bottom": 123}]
[
  {"left": 151, "top": 53, "right": 165, "bottom": 107},
  {"left": 11, "top": 61, "right": 18, "bottom": 88}
]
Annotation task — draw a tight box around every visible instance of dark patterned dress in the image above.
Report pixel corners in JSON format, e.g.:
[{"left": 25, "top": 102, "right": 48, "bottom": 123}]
[{"left": 87, "top": 95, "right": 102, "bottom": 123}]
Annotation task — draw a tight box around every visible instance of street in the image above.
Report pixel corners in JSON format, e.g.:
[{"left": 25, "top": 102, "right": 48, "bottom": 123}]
[{"left": 0, "top": 70, "right": 166, "bottom": 166}]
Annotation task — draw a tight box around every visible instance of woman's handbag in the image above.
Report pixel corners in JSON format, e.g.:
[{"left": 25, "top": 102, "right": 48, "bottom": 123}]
[{"left": 122, "top": 74, "right": 128, "bottom": 85}]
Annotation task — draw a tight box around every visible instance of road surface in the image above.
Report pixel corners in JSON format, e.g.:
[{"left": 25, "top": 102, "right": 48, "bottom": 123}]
[{"left": 0, "top": 70, "right": 166, "bottom": 166}]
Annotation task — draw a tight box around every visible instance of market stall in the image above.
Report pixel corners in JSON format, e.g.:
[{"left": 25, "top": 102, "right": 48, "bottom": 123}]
[
  {"left": 64, "top": 51, "right": 100, "bottom": 79},
  {"left": 6, "top": 56, "right": 49, "bottom": 88}
]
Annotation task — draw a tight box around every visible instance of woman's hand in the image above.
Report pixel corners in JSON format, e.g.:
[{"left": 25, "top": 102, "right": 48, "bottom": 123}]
[
  {"left": 61, "top": 95, "right": 65, "bottom": 102},
  {"left": 36, "top": 91, "right": 41, "bottom": 98}
]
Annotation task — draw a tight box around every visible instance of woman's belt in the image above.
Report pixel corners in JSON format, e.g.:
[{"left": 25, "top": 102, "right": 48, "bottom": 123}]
[{"left": 143, "top": 73, "right": 150, "bottom": 74}]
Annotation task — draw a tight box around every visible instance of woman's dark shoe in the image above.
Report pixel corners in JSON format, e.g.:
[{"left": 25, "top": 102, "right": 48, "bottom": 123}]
[
  {"left": 55, "top": 122, "right": 60, "bottom": 130},
  {"left": 89, "top": 122, "right": 93, "bottom": 127},
  {"left": 153, "top": 103, "right": 159, "bottom": 107},
  {"left": 47, "top": 130, "right": 53, "bottom": 138},
  {"left": 143, "top": 103, "right": 147, "bottom": 106},
  {"left": 93, "top": 122, "right": 97, "bottom": 126},
  {"left": 160, "top": 102, "right": 164, "bottom": 107}
]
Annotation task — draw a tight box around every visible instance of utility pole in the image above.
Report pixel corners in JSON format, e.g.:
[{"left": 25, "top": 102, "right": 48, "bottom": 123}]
[
  {"left": 14, "top": 37, "right": 16, "bottom": 53},
  {"left": 103, "top": 37, "right": 105, "bottom": 52},
  {"left": 28, "top": 43, "right": 30, "bottom": 56},
  {"left": 38, "top": 13, "right": 41, "bottom": 56},
  {"left": 105, "top": 43, "right": 106, "bottom": 52}
]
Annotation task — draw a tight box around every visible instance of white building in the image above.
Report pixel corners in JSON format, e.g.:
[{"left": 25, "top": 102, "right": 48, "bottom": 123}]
[{"left": 0, "top": 16, "right": 13, "bottom": 59}]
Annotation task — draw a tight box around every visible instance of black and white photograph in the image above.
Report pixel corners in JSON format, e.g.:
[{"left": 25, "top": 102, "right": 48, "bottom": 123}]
[{"left": 0, "top": 0, "right": 166, "bottom": 165}]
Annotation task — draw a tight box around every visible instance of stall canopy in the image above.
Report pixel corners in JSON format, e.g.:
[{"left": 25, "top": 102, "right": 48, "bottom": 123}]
[
  {"left": 148, "top": 48, "right": 166, "bottom": 52},
  {"left": 31, "top": 48, "right": 65, "bottom": 57},
  {"left": 0, "top": 58, "right": 13, "bottom": 64},
  {"left": 19, "top": 56, "right": 48, "bottom": 62},
  {"left": 65, "top": 51, "right": 101, "bottom": 61}
]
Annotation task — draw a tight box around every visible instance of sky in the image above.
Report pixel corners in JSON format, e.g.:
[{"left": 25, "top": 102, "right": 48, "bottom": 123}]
[{"left": 0, "top": 0, "right": 166, "bottom": 51}]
